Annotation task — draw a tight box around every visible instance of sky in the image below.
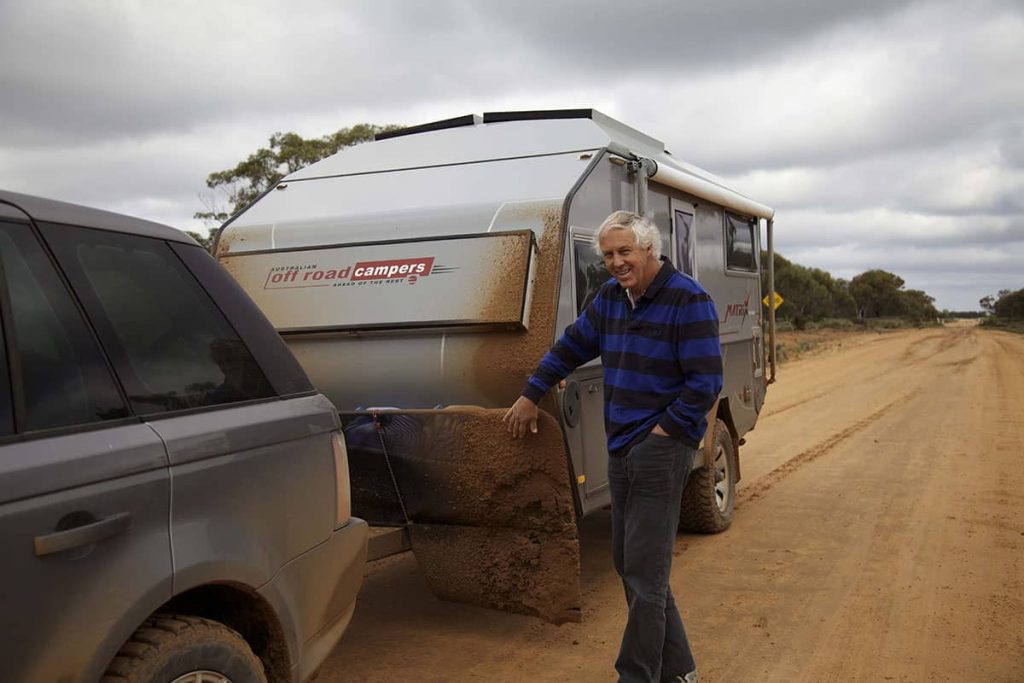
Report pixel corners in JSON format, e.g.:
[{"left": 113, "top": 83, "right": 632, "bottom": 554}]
[{"left": 1, "top": 0, "right": 1021, "bottom": 311}]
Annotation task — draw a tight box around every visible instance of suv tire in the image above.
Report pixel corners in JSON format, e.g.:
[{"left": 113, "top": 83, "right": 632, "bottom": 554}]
[{"left": 101, "top": 613, "right": 266, "bottom": 683}]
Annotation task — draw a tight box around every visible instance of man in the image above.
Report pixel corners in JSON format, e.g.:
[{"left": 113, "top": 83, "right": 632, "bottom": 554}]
[{"left": 503, "top": 210, "right": 723, "bottom": 683}]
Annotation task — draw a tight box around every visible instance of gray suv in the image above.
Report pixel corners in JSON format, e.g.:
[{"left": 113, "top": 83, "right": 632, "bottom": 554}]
[{"left": 0, "top": 190, "right": 368, "bottom": 683}]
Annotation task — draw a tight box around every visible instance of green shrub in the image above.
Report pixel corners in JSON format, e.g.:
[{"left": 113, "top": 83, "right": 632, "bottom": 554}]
[
  {"left": 981, "top": 318, "right": 1024, "bottom": 334},
  {"left": 807, "top": 318, "right": 857, "bottom": 330},
  {"left": 865, "top": 317, "right": 907, "bottom": 330},
  {"left": 796, "top": 340, "right": 818, "bottom": 353}
]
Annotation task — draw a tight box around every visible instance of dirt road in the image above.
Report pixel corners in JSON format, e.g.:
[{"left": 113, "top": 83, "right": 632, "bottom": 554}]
[{"left": 320, "top": 324, "right": 1024, "bottom": 682}]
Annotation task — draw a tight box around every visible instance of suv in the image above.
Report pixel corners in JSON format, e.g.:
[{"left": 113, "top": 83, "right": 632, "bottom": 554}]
[{"left": 0, "top": 190, "right": 368, "bottom": 683}]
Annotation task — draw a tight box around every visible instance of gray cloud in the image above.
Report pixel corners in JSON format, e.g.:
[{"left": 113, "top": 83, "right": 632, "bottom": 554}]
[
  {"left": 0, "top": 0, "right": 1021, "bottom": 311},
  {"left": 999, "top": 121, "right": 1024, "bottom": 167},
  {"left": 460, "top": 0, "right": 920, "bottom": 75}
]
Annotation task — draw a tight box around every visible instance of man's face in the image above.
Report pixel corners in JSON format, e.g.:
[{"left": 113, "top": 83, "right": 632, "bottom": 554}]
[{"left": 599, "top": 227, "right": 657, "bottom": 295}]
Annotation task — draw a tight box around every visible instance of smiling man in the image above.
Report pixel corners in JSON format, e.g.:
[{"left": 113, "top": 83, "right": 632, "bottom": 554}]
[{"left": 504, "top": 210, "right": 723, "bottom": 683}]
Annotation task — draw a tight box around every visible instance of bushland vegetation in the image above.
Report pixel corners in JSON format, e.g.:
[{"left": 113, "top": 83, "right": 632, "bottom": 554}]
[
  {"left": 979, "top": 288, "right": 1024, "bottom": 333},
  {"left": 761, "top": 253, "right": 940, "bottom": 330}
]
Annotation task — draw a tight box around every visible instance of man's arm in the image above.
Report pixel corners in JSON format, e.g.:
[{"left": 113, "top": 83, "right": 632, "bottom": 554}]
[
  {"left": 503, "top": 300, "right": 602, "bottom": 437},
  {"left": 656, "top": 292, "right": 724, "bottom": 445}
]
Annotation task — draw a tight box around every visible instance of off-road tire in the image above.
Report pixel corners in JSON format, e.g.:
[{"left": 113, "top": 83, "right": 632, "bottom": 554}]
[
  {"left": 678, "top": 419, "right": 736, "bottom": 534},
  {"left": 101, "top": 613, "right": 266, "bottom": 683}
]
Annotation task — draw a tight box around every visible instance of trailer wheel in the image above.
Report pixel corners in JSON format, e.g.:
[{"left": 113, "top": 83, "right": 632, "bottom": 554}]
[
  {"left": 678, "top": 419, "right": 735, "bottom": 534},
  {"left": 101, "top": 613, "right": 266, "bottom": 683}
]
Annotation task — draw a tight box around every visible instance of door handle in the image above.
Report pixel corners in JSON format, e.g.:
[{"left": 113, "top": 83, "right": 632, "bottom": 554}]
[{"left": 34, "top": 512, "right": 133, "bottom": 557}]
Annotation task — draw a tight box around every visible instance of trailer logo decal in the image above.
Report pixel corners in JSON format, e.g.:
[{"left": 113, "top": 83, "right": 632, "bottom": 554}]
[
  {"left": 351, "top": 257, "right": 434, "bottom": 281},
  {"left": 721, "top": 294, "right": 751, "bottom": 326},
  {"left": 262, "top": 257, "right": 440, "bottom": 289}
]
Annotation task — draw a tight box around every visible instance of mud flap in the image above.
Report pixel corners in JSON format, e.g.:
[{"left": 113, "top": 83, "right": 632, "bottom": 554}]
[{"left": 340, "top": 407, "right": 581, "bottom": 624}]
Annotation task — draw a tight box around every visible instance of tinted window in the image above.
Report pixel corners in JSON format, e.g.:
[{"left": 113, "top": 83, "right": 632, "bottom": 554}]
[
  {"left": 0, "top": 221, "right": 128, "bottom": 431},
  {"left": 675, "top": 210, "right": 694, "bottom": 276},
  {"left": 172, "top": 243, "right": 314, "bottom": 397},
  {"left": 573, "top": 236, "right": 612, "bottom": 314},
  {"left": 0, "top": 294, "right": 11, "bottom": 437},
  {"left": 726, "top": 214, "right": 756, "bottom": 272},
  {"left": 43, "top": 225, "right": 274, "bottom": 415}
]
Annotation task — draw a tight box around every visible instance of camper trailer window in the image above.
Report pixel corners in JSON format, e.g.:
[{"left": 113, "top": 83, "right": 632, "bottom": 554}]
[
  {"left": 573, "top": 235, "right": 612, "bottom": 313},
  {"left": 725, "top": 214, "right": 757, "bottom": 272},
  {"left": 674, "top": 209, "right": 695, "bottom": 277}
]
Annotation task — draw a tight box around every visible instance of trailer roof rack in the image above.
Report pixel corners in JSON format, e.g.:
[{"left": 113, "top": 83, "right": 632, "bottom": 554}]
[
  {"left": 376, "top": 110, "right": 600, "bottom": 142},
  {"left": 482, "top": 109, "right": 596, "bottom": 123},
  {"left": 375, "top": 114, "right": 482, "bottom": 141}
]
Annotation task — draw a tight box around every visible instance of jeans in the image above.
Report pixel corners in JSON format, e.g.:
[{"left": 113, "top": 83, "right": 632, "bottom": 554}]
[{"left": 609, "top": 432, "right": 697, "bottom": 683}]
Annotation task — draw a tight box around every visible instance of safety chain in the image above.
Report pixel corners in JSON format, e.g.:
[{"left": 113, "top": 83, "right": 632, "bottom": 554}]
[{"left": 372, "top": 411, "right": 411, "bottom": 525}]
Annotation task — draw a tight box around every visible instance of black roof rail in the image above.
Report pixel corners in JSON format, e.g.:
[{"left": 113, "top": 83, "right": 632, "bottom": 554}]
[
  {"left": 482, "top": 109, "right": 595, "bottom": 124},
  {"left": 374, "top": 109, "right": 599, "bottom": 142},
  {"left": 375, "top": 114, "right": 482, "bottom": 141}
]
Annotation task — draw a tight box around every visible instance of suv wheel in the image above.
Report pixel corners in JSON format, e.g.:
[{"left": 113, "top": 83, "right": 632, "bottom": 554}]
[{"left": 102, "top": 614, "right": 266, "bottom": 683}]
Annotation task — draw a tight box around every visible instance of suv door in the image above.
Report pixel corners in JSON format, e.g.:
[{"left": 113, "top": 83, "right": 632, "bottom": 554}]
[
  {"left": 0, "top": 219, "right": 172, "bottom": 683},
  {"left": 42, "top": 225, "right": 341, "bottom": 662}
]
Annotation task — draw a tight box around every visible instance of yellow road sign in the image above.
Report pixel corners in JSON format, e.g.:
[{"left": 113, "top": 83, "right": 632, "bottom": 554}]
[{"left": 763, "top": 292, "right": 784, "bottom": 310}]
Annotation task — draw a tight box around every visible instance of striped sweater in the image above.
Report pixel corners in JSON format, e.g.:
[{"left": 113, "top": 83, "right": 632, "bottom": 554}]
[{"left": 523, "top": 259, "right": 724, "bottom": 455}]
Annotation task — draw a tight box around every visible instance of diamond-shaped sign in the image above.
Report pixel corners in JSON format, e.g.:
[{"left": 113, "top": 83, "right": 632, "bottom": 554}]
[{"left": 762, "top": 292, "right": 784, "bottom": 310}]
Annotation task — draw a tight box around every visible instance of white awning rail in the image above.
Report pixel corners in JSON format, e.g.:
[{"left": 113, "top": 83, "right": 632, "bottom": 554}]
[{"left": 647, "top": 159, "right": 775, "bottom": 220}]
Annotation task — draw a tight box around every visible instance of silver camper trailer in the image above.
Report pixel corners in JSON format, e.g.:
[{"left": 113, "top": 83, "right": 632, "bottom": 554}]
[{"left": 216, "top": 110, "right": 777, "bottom": 623}]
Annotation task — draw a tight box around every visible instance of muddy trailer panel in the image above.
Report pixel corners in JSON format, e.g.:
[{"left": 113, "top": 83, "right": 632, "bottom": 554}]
[{"left": 221, "top": 230, "right": 537, "bottom": 333}]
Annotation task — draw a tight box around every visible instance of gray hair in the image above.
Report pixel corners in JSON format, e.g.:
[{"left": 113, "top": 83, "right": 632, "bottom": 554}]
[{"left": 593, "top": 210, "right": 662, "bottom": 260}]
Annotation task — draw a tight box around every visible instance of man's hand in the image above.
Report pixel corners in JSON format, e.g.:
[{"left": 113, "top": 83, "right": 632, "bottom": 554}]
[{"left": 503, "top": 396, "right": 539, "bottom": 438}]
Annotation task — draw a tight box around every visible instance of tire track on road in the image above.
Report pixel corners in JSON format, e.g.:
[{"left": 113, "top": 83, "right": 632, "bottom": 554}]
[
  {"left": 766, "top": 330, "right": 957, "bottom": 417},
  {"left": 738, "top": 390, "right": 920, "bottom": 505}
]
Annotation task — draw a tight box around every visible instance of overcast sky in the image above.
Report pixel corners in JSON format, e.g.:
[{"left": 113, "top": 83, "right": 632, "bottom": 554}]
[{"left": 1, "top": 0, "right": 1021, "bottom": 311}]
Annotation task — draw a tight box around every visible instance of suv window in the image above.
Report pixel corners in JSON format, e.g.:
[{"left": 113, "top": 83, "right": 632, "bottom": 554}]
[
  {"left": 0, "top": 294, "right": 11, "bottom": 437},
  {"left": 0, "top": 221, "right": 129, "bottom": 431},
  {"left": 43, "top": 225, "right": 274, "bottom": 415},
  {"left": 172, "top": 243, "right": 315, "bottom": 398}
]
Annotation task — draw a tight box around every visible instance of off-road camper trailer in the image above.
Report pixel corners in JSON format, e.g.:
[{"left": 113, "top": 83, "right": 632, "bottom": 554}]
[{"left": 216, "top": 110, "right": 777, "bottom": 622}]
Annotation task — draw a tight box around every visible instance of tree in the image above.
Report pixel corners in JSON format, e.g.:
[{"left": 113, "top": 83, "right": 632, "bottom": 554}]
[
  {"left": 849, "top": 269, "right": 906, "bottom": 319},
  {"left": 762, "top": 253, "right": 882, "bottom": 325},
  {"left": 184, "top": 230, "right": 213, "bottom": 250},
  {"left": 775, "top": 265, "right": 831, "bottom": 328},
  {"left": 195, "top": 124, "right": 401, "bottom": 227},
  {"left": 993, "top": 288, "right": 1024, "bottom": 320},
  {"left": 899, "top": 289, "right": 940, "bottom": 322},
  {"left": 810, "top": 269, "right": 858, "bottom": 319}
]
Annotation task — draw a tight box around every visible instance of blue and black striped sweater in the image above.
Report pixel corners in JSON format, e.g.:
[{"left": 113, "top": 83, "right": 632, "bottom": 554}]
[{"left": 523, "top": 259, "right": 724, "bottom": 456}]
